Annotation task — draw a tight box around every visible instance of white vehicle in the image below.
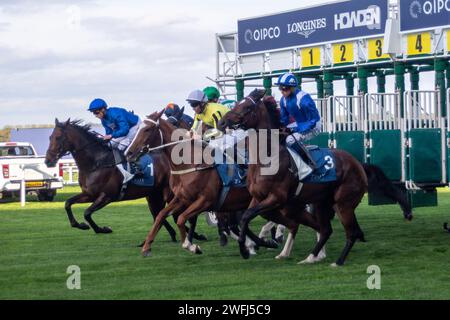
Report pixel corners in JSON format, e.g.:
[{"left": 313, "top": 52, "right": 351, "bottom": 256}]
[{"left": 0, "top": 142, "right": 63, "bottom": 202}]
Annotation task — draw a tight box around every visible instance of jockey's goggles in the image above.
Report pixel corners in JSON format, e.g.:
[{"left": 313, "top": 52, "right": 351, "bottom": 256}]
[
  {"left": 189, "top": 101, "right": 202, "bottom": 108},
  {"left": 279, "top": 86, "right": 292, "bottom": 92}
]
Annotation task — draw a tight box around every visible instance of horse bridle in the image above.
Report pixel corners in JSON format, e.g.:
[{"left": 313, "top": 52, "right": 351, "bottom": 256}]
[
  {"left": 227, "top": 96, "right": 259, "bottom": 130},
  {"left": 136, "top": 118, "right": 164, "bottom": 157}
]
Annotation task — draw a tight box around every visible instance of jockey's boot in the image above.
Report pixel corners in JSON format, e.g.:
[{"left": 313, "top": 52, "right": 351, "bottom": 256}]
[
  {"left": 290, "top": 141, "right": 317, "bottom": 170},
  {"left": 116, "top": 164, "right": 134, "bottom": 184}
]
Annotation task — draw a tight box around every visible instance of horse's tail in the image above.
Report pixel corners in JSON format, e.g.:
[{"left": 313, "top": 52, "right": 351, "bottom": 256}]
[{"left": 362, "top": 163, "right": 413, "bottom": 221}]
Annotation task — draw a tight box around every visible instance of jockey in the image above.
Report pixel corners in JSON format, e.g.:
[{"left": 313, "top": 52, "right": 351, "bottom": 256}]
[
  {"left": 88, "top": 98, "right": 141, "bottom": 183},
  {"left": 187, "top": 90, "right": 247, "bottom": 165},
  {"left": 187, "top": 89, "right": 230, "bottom": 132},
  {"left": 276, "top": 72, "right": 321, "bottom": 169},
  {"left": 164, "top": 102, "right": 194, "bottom": 128},
  {"left": 203, "top": 86, "right": 236, "bottom": 110}
]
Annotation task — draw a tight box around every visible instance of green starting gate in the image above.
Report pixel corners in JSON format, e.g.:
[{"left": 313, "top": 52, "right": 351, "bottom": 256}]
[
  {"left": 366, "top": 93, "right": 403, "bottom": 182},
  {"left": 310, "top": 91, "right": 447, "bottom": 208},
  {"left": 329, "top": 95, "right": 367, "bottom": 163}
]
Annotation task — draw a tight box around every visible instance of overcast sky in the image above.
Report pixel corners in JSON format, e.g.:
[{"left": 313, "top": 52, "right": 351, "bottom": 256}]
[{"left": 0, "top": 0, "right": 435, "bottom": 127}]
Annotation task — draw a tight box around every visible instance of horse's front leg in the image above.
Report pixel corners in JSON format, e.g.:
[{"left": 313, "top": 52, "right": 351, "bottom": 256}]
[
  {"left": 176, "top": 197, "right": 211, "bottom": 255},
  {"left": 239, "top": 195, "right": 279, "bottom": 259},
  {"left": 65, "top": 193, "right": 93, "bottom": 230},
  {"left": 83, "top": 192, "right": 113, "bottom": 234},
  {"left": 142, "top": 198, "right": 185, "bottom": 257}
]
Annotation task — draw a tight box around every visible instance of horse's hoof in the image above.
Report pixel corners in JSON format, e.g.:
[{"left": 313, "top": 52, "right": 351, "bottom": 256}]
[
  {"left": 77, "top": 223, "right": 90, "bottom": 230},
  {"left": 219, "top": 236, "right": 228, "bottom": 247},
  {"left": 265, "top": 239, "right": 279, "bottom": 249},
  {"left": 275, "top": 254, "right": 288, "bottom": 260},
  {"left": 240, "top": 247, "right": 250, "bottom": 260},
  {"left": 444, "top": 223, "right": 449, "bottom": 232},
  {"left": 195, "top": 234, "right": 208, "bottom": 242},
  {"left": 194, "top": 245, "right": 203, "bottom": 255},
  {"left": 298, "top": 254, "right": 323, "bottom": 265},
  {"left": 142, "top": 250, "right": 152, "bottom": 257},
  {"left": 405, "top": 213, "right": 414, "bottom": 221},
  {"left": 99, "top": 227, "right": 113, "bottom": 234},
  {"left": 330, "top": 263, "right": 339, "bottom": 268}
]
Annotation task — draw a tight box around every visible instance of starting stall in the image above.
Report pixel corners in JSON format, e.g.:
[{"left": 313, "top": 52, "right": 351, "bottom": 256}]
[{"left": 214, "top": 0, "right": 450, "bottom": 208}]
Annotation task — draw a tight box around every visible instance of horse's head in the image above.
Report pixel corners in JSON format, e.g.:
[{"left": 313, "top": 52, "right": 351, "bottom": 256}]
[
  {"left": 125, "top": 109, "right": 165, "bottom": 162},
  {"left": 219, "top": 89, "right": 272, "bottom": 131},
  {"left": 45, "top": 118, "right": 72, "bottom": 167}
]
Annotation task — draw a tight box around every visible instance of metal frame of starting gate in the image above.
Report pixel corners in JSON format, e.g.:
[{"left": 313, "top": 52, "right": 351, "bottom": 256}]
[
  {"left": 447, "top": 88, "right": 450, "bottom": 187},
  {"left": 365, "top": 92, "right": 403, "bottom": 182},
  {"left": 329, "top": 95, "right": 367, "bottom": 163},
  {"left": 310, "top": 98, "right": 332, "bottom": 148}
]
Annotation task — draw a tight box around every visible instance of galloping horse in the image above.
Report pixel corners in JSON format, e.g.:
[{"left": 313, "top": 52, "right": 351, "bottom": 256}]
[
  {"left": 219, "top": 89, "right": 412, "bottom": 266},
  {"left": 125, "top": 111, "right": 323, "bottom": 257},
  {"left": 44, "top": 118, "right": 205, "bottom": 241}
]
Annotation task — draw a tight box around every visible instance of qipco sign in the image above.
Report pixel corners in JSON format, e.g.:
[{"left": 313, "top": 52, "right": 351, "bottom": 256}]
[
  {"left": 400, "top": 0, "right": 450, "bottom": 32},
  {"left": 244, "top": 26, "right": 281, "bottom": 44}
]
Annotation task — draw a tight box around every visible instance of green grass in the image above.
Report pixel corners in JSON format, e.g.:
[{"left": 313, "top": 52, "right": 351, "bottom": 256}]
[{"left": 0, "top": 186, "right": 449, "bottom": 300}]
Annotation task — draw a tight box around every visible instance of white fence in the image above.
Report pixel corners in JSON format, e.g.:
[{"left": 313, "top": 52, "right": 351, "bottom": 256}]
[{"left": 59, "top": 159, "right": 79, "bottom": 185}]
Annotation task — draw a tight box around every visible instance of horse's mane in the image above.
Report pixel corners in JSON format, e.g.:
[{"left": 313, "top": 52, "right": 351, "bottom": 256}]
[
  {"left": 262, "top": 96, "right": 280, "bottom": 128},
  {"left": 58, "top": 119, "right": 107, "bottom": 146},
  {"left": 247, "top": 89, "right": 280, "bottom": 129}
]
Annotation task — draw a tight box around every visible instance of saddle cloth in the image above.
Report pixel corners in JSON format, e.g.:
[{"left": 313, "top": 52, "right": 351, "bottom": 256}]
[
  {"left": 215, "top": 163, "right": 247, "bottom": 188},
  {"left": 288, "top": 146, "right": 337, "bottom": 184},
  {"left": 125, "top": 154, "right": 155, "bottom": 187}
]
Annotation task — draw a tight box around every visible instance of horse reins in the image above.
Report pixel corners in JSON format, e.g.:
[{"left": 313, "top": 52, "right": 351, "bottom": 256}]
[{"left": 136, "top": 118, "right": 216, "bottom": 175}]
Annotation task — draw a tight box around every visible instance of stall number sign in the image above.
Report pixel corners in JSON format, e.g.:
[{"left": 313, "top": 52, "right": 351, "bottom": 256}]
[
  {"left": 407, "top": 32, "right": 431, "bottom": 56},
  {"left": 447, "top": 30, "right": 450, "bottom": 53},
  {"left": 301, "top": 47, "right": 321, "bottom": 68},
  {"left": 333, "top": 42, "right": 354, "bottom": 65},
  {"left": 368, "top": 38, "right": 389, "bottom": 60}
]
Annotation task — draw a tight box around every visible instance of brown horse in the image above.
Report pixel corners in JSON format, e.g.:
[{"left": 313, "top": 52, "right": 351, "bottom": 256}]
[
  {"left": 44, "top": 118, "right": 205, "bottom": 242},
  {"left": 125, "top": 111, "right": 321, "bottom": 257},
  {"left": 219, "top": 89, "right": 411, "bottom": 266}
]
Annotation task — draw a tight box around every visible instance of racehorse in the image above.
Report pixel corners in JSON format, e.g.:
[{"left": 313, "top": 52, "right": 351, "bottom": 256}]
[
  {"left": 44, "top": 118, "right": 205, "bottom": 242},
  {"left": 125, "top": 111, "right": 323, "bottom": 257},
  {"left": 219, "top": 89, "right": 413, "bottom": 266}
]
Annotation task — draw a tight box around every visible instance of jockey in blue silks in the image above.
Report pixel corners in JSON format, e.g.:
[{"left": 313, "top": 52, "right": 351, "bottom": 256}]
[
  {"left": 276, "top": 72, "right": 321, "bottom": 169},
  {"left": 88, "top": 98, "right": 141, "bottom": 183}
]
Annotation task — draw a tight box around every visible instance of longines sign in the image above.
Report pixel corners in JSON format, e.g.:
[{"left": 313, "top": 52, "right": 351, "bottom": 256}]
[{"left": 237, "top": 0, "right": 388, "bottom": 55}]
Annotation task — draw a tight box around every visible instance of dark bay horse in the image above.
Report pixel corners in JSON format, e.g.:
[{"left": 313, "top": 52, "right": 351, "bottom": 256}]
[
  {"left": 44, "top": 118, "right": 205, "bottom": 241},
  {"left": 125, "top": 111, "right": 321, "bottom": 257},
  {"left": 219, "top": 89, "right": 412, "bottom": 266}
]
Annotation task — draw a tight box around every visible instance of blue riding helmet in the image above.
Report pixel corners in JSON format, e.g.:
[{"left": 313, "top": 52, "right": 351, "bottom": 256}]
[
  {"left": 275, "top": 73, "right": 298, "bottom": 87},
  {"left": 164, "top": 103, "right": 181, "bottom": 117},
  {"left": 87, "top": 98, "right": 108, "bottom": 112}
]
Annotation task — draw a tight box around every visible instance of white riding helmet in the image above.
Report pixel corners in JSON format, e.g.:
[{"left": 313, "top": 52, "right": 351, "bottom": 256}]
[{"left": 186, "top": 90, "right": 208, "bottom": 103}]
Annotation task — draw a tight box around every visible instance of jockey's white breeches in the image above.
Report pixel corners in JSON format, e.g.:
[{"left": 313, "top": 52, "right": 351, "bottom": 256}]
[
  {"left": 111, "top": 118, "right": 142, "bottom": 151},
  {"left": 285, "top": 122, "right": 321, "bottom": 146}
]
